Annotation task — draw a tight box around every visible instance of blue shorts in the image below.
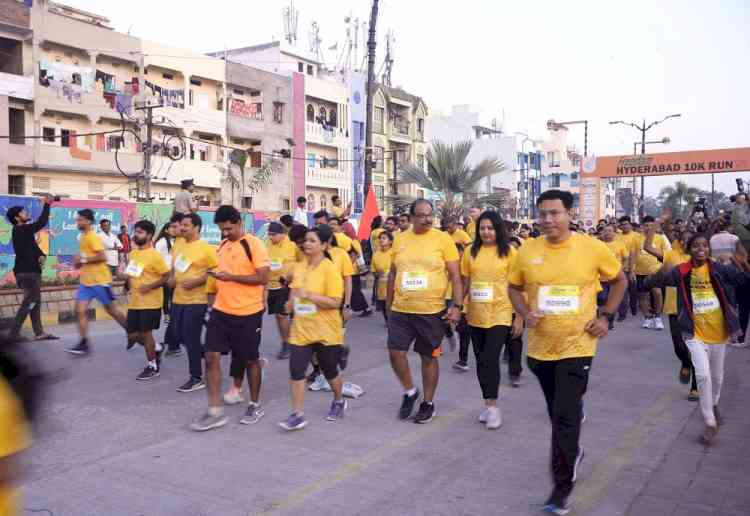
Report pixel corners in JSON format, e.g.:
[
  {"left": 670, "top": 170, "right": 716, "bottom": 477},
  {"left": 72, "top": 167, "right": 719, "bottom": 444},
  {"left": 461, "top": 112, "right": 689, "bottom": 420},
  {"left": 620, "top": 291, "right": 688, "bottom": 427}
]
[{"left": 76, "top": 285, "right": 115, "bottom": 305}]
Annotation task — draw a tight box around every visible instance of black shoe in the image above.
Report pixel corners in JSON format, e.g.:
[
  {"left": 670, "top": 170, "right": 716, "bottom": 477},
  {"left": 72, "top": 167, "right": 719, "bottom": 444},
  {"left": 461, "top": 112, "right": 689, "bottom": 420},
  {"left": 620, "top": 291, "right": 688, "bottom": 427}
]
[
  {"left": 126, "top": 337, "right": 137, "bottom": 351},
  {"left": 608, "top": 320, "right": 615, "bottom": 331},
  {"left": 177, "top": 377, "right": 205, "bottom": 393},
  {"left": 136, "top": 366, "right": 160, "bottom": 381},
  {"left": 414, "top": 401, "right": 436, "bottom": 424},
  {"left": 65, "top": 339, "right": 90, "bottom": 356},
  {"left": 338, "top": 346, "right": 351, "bottom": 371},
  {"left": 398, "top": 389, "right": 420, "bottom": 420},
  {"left": 359, "top": 309, "right": 373, "bottom": 317},
  {"left": 164, "top": 347, "right": 183, "bottom": 357},
  {"left": 307, "top": 369, "right": 320, "bottom": 384},
  {"left": 616, "top": 314, "right": 626, "bottom": 322}
]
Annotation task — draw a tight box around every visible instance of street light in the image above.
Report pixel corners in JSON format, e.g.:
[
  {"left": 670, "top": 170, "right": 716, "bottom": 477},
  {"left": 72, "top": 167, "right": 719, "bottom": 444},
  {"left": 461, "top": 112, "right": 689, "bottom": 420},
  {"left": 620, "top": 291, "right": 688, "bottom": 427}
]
[
  {"left": 547, "top": 119, "right": 588, "bottom": 156},
  {"left": 609, "top": 114, "right": 682, "bottom": 220},
  {"left": 515, "top": 132, "right": 541, "bottom": 219},
  {"left": 632, "top": 137, "right": 670, "bottom": 156}
]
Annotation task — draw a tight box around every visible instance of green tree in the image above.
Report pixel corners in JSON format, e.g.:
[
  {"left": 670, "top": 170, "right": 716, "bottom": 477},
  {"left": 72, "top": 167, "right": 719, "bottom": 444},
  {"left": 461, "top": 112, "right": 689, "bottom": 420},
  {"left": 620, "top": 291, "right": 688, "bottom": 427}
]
[
  {"left": 657, "top": 181, "right": 702, "bottom": 220},
  {"left": 387, "top": 140, "right": 506, "bottom": 219}
]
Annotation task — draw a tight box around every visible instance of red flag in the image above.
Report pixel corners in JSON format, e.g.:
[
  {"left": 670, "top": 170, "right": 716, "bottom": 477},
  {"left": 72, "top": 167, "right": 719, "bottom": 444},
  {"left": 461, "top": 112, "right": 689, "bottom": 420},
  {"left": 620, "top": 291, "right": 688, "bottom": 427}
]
[{"left": 357, "top": 185, "right": 380, "bottom": 240}]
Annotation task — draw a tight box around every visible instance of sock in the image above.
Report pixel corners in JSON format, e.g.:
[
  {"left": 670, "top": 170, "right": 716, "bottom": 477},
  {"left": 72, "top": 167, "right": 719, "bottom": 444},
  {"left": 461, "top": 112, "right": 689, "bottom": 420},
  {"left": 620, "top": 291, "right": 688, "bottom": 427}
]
[
  {"left": 249, "top": 400, "right": 259, "bottom": 407},
  {"left": 155, "top": 342, "right": 164, "bottom": 353},
  {"left": 405, "top": 388, "right": 417, "bottom": 396},
  {"left": 148, "top": 359, "right": 157, "bottom": 369},
  {"left": 208, "top": 406, "right": 223, "bottom": 417}
]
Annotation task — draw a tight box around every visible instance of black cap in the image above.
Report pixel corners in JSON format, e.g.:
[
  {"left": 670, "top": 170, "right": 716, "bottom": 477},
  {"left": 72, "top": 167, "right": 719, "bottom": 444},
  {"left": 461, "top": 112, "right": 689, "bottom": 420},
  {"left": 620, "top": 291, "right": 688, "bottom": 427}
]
[
  {"left": 181, "top": 178, "right": 194, "bottom": 187},
  {"left": 268, "top": 222, "right": 285, "bottom": 234}
]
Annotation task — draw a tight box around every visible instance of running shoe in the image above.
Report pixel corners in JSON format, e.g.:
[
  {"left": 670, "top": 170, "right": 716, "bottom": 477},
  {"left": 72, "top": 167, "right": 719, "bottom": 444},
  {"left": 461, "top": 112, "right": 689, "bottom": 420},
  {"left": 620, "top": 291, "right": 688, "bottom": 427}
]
[
  {"left": 223, "top": 388, "right": 244, "bottom": 405},
  {"left": 398, "top": 389, "right": 420, "bottom": 420},
  {"left": 240, "top": 403, "right": 265, "bottom": 425},
  {"left": 572, "top": 446, "right": 585, "bottom": 482},
  {"left": 700, "top": 425, "right": 718, "bottom": 445},
  {"left": 485, "top": 407, "right": 502, "bottom": 430},
  {"left": 542, "top": 489, "right": 571, "bottom": 515},
  {"left": 359, "top": 309, "right": 373, "bottom": 317},
  {"left": 510, "top": 375, "right": 521, "bottom": 388},
  {"left": 642, "top": 318, "right": 654, "bottom": 330},
  {"left": 306, "top": 369, "right": 320, "bottom": 384},
  {"left": 278, "top": 413, "right": 308, "bottom": 431},
  {"left": 339, "top": 346, "right": 351, "bottom": 371},
  {"left": 164, "top": 347, "right": 183, "bottom": 357},
  {"left": 478, "top": 407, "right": 489, "bottom": 423},
  {"left": 189, "top": 412, "right": 228, "bottom": 432},
  {"left": 713, "top": 405, "right": 723, "bottom": 426},
  {"left": 608, "top": 319, "right": 615, "bottom": 331},
  {"left": 308, "top": 374, "right": 331, "bottom": 392},
  {"left": 177, "top": 378, "right": 205, "bottom": 393},
  {"left": 688, "top": 389, "right": 700, "bottom": 401},
  {"left": 65, "top": 339, "right": 90, "bottom": 356},
  {"left": 126, "top": 337, "right": 137, "bottom": 351},
  {"left": 414, "top": 401, "right": 436, "bottom": 424},
  {"left": 136, "top": 365, "right": 160, "bottom": 381},
  {"left": 277, "top": 343, "right": 290, "bottom": 360},
  {"left": 653, "top": 317, "right": 664, "bottom": 330},
  {"left": 730, "top": 340, "right": 748, "bottom": 348},
  {"left": 679, "top": 367, "right": 690, "bottom": 385},
  {"left": 325, "top": 400, "right": 347, "bottom": 421},
  {"left": 452, "top": 360, "right": 469, "bottom": 372}
]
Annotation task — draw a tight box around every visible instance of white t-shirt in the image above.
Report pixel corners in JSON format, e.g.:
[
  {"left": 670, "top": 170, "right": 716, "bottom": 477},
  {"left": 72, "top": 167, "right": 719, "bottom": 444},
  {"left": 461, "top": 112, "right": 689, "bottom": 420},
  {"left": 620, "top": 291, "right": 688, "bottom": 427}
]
[
  {"left": 99, "top": 231, "right": 122, "bottom": 267},
  {"left": 154, "top": 237, "right": 173, "bottom": 269},
  {"left": 294, "top": 208, "right": 308, "bottom": 226}
]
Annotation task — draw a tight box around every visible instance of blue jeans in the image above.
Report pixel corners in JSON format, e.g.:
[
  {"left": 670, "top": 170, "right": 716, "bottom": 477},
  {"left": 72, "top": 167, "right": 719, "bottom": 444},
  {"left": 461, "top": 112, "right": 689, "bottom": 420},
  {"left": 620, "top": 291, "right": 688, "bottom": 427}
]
[{"left": 171, "top": 304, "right": 207, "bottom": 380}]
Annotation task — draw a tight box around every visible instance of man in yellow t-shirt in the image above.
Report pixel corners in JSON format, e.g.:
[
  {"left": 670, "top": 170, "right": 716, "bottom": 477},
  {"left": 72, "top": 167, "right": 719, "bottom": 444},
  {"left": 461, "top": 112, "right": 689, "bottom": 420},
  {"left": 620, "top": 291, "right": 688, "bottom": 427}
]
[
  {"left": 508, "top": 189, "right": 626, "bottom": 514},
  {"left": 616, "top": 216, "right": 640, "bottom": 321},
  {"left": 465, "top": 205, "right": 481, "bottom": 239},
  {"left": 191, "top": 205, "right": 270, "bottom": 432},
  {"left": 66, "top": 209, "right": 127, "bottom": 356},
  {"left": 0, "top": 374, "right": 31, "bottom": 516},
  {"left": 124, "top": 220, "right": 170, "bottom": 380},
  {"left": 330, "top": 194, "right": 352, "bottom": 219},
  {"left": 170, "top": 213, "right": 219, "bottom": 394},
  {"left": 446, "top": 218, "right": 473, "bottom": 249},
  {"left": 386, "top": 199, "right": 463, "bottom": 424},
  {"left": 397, "top": 213, "right": 411, "bottom": 233},
  {"left": 601, "top": 224, "right": 629, "bottom": 330},
  {"left": 636, "top": 217, "right": 671, "bottom": 330},
  {"left": 266, "top": 222, "right": 298, "bottom": 360}
]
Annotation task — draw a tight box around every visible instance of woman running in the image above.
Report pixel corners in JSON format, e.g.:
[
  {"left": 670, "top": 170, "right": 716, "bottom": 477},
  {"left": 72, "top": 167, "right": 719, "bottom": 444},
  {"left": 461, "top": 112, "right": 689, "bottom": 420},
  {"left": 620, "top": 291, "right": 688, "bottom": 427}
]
[
  {"left": 371, "top": 230, "right": 394, "bottom": 323},
  {"left": 280, "top": 225, "right": 347, "bottom": 431},
  {"left": 643, "top": 234, "right": 750, "bottom": 444},
  {"left": 460, "top": 211, "right": 520, "bottom": 429}
]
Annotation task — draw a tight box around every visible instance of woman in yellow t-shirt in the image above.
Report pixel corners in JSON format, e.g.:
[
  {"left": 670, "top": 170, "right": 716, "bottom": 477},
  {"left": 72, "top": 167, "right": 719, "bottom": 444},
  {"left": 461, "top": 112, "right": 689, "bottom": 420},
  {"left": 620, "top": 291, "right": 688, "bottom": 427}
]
[
  {"left": 459, "top": 211, "right": 521, "bottom": 429},
  {"left": 370, "top": 231, "right": 394, "bottom": 323},
  {"left": 280, "top": 225, "right": 346, "bottom": 431}
]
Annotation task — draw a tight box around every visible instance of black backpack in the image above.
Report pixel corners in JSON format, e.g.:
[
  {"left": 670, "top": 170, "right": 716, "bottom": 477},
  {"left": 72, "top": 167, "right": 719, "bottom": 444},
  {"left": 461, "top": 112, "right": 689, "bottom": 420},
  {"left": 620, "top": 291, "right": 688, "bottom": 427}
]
[{"left": 217, "top": 236, "right": 253, "bottom": 263}]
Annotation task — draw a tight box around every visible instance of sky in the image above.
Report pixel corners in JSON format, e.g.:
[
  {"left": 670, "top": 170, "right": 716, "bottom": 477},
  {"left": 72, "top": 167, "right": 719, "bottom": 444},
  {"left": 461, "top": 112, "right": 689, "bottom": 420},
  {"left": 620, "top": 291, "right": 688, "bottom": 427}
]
[{"left": 63, "top": 0, "right": 750, "bottom": 197}]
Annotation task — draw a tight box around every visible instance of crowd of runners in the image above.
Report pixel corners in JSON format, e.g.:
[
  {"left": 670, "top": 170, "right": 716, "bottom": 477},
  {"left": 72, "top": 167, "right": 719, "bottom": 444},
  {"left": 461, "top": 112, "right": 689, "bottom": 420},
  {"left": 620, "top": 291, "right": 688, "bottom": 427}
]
[{"left": 2, "top": 189, "right": 750, "bottom": 515}]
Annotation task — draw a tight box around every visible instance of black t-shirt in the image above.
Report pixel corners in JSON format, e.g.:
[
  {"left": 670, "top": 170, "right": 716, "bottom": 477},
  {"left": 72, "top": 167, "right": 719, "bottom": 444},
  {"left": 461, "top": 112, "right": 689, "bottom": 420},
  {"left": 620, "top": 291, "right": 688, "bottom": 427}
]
[{"left": 12, "top": 203, "right": 50, "bottom": 274}]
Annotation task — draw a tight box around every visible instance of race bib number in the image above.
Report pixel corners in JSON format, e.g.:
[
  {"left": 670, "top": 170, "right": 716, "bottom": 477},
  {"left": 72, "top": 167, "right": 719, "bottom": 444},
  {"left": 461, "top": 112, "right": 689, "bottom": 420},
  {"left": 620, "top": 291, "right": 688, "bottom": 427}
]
[
  {"left": 470, "top": 282, "right": 494, "bottom": 303},
  {"left": 538, "top": 285, "right": 580, "bottom": 315},
  {"left": 693, "top": 291, "right": 720, "bottom": 314},
  {"left": 174, "top": 254, "right": 191, "bottom": 273},
  {"left": 401, "top": 271, "right": 428, "bottom": 291},
  {"left": 294, "top": 299, "right": 318, "bottom": 316},
  {"left": 269, "top": 260, "right": 283, "bottom": 271},
  {"left": 125, "top": 261, "right": 144, "bottom": 278}
]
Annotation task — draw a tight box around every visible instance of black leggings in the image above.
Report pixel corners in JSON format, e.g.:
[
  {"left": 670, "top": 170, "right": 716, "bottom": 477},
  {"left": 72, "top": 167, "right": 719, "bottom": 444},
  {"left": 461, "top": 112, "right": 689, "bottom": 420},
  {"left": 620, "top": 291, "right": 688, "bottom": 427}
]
[
  {"left": 469, "top": 324, "right": 511, "bottom": 400},
  {"left": 668, "top": 314, "right": 697, "bottom": 390},
  {"left": 289, "top": 344, "right": 342, "bottom": 381}
]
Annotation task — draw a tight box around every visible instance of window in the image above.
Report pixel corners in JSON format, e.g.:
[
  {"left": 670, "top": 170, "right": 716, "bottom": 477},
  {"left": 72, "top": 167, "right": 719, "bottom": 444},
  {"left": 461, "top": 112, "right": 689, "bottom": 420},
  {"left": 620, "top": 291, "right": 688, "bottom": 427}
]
[
  {"left": 189, "top": 144, "right": 195, "bottom": 160},
  {"left": 189, "top": 78, "right": 202, "bottom": 86},
  {"left": 242, "top": 196, "right": 253, "bottom": 209},
  {"left": 42, "top": 127, "right": 55, "bottom": 143},
  {"left": 307, "top": 153, "right": 316, "bottom": 168},
  {"left": 320, "top": 194, "right": 327, "bottom": 208},
  {"left": 233, "top": 88, "right": 244, "bottom": 96},
  {"left": 318, "top": 106, "right": 327, "bottom": 123},
  {"left": 373, "top": 146, "right": 384, "bottom": 172},
  {"left": 32, "top": 176, "right": 50, "bottom": 192},
  {"left": 550, "top": 174, "right": 561, "bottom": 188},
  {"left": 307, "top": 64, "right": 313, "bottom": 75},
  {"left": 8, "top": 175, "right": 24, "bottom": 195},
  {"left": 306, "top": 104, "right": 315, "bottom": 122},
  {"left": 200, "top": 147, "right": 208, "bottom": 162},
  {"left": 273, "top": 102, "right": 284, "bottom": 124},
  {"left": 374, "top": 185, "right": 385, "bottom": 209},
  {"left": 60, "top": 129, "right": 70, "bottom": 148},
  {"left": 298, "top": 62, "right": 304, "bottom": 73},
  {"left": 374, "top": 107, "right": 384, "bottom": 133},
  {"left": 417, "top": 154, "right": 425, "bottom": 171},
  {"left": 307, "top": 193, "right": 316, "bottom": 211},
  {"left": 282, "top": 198, "right": 291, "bottom": 211},
  {"left": 328, "top": 108, "right": 337, "bottom": 128},
  {"left": 88, "top": 181, "right": 103, "bottom": 192},
  {"left": 162, "top": 73, "right": 174, "bottom": 80},
  {"left": 417, "top": 118, "right": 424, "bottom": 135}
]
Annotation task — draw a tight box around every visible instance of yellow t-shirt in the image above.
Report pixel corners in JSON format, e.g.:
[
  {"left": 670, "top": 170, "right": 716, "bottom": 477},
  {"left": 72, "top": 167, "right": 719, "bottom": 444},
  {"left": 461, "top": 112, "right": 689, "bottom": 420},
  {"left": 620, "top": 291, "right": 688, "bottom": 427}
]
[
  {"left": 289, "top": 258, "right": 344, "bottom": 346},
  {"left": 350, "top": 239, "right": 363, "bottom": 257},
  {"left": 460, "top": 245, "right": 517, "bottom": 328},
  {"left": 635, "top": 233, "right": 671, "bottom": 275},
  {"left": 371, "top": 248, "right": 394, "bottom": 301},
  {"left": 391, "top": 228, "right": 460, "bottom": 314},
  {"left": 370, "top": 228, "right": 385, "bottom": 253},
  {"left": 172, "top": 239, "right": 219, "bottom": 305},
  {"left": 330, "top": 205, "right": 345, "bottom": 218},
  {"left": 508, "top": 233, "right": 622, "bottom": 360},
  {"left": 329, "top": 246, "right": 354, "bottom": 278},
  {"left": 334, "top": 232, "right": 353, "bottom": 253},
  {"left": 450, "top": 229, "right": 473, "bottom": 247},
  {"left": 466, "top": 220, "right": 477, "bottom": 239},
  {"left": 691, "top": 264, "right": 727, "bottom": 344},
  {"left": 0, "top": 376, "right": 31, "bottom": 516},
  {"left": 79, "top": 230, "right": 112, "bottom": 286},
  {"left": 616, "top": 232, "right": 639, "bottom": 271},
  {"left": 126, "top": 248, "right": 169, "bottom": 309},
  {"left": 605, "top": 240, "right": 629, "bottom": 269},
  {"left": 663, "top": 248, "right": 691, "bottom": 314},
  {"left": 267, "top": 236, "right": 298, "bottom": 290}
]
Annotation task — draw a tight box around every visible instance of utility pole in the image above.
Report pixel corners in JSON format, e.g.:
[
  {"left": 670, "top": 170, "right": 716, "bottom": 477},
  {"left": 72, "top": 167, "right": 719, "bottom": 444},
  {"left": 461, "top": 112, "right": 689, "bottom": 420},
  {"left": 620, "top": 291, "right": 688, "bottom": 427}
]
[
  {"left": 134, "top": 101, "right": 161, "bottom": 202},
  {"left": 363, "top": 0, "right": 379, "bottom": 198}
]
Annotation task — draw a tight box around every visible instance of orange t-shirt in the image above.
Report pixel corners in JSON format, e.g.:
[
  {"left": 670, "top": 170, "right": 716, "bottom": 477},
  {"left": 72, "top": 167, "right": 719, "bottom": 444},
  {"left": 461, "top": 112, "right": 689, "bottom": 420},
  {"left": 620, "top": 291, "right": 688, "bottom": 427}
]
[{"left": 212, "top": 234, "right": 270, "bottom": 316}]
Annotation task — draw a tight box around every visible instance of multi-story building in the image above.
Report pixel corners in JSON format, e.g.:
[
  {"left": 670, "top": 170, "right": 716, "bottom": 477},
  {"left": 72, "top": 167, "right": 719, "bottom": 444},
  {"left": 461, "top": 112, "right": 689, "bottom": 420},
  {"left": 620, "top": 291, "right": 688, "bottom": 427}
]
[{"left": 370, "top": 84, "right": 428, "bottom": 209}]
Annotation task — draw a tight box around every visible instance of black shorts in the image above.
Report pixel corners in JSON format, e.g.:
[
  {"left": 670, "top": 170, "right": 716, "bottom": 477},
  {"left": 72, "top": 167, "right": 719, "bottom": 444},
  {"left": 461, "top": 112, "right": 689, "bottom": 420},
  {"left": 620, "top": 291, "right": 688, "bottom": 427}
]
[
  {"left": 205, "top": 309, "right": 263, "bottom": 362},
  {"left": 267, "top": 287, "right": 290, "bottom": 315},
  {"left": 387, "top": 310, "right": 446, "bottom": 358},
  {"left": 289, "top": 343, "right": 342, "bottom": 381},
  {"left": 126, "top": 308, "right": 162, "bottom": 333}
]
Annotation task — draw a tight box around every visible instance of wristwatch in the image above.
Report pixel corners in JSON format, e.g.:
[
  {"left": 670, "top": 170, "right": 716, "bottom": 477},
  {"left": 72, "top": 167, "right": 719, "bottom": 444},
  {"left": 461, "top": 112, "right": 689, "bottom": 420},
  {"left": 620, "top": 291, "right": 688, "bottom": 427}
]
[
  {"left": 344, "top": 304, "right": 351, "bottom": 309},
  {"left": 600, "top": 311, "right": 614, "bottom": 319}
]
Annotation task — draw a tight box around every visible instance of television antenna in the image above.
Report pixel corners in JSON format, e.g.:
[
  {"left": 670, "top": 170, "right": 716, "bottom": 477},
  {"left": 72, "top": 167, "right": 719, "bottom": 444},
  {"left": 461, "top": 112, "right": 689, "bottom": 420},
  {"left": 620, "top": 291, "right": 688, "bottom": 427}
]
[
  {"left": 382, "top": 29, "right": 395, "bottom": 86},
  {"left": 283, "top": 2, "right": 299, "bottom": 46},
  {"left": 309, "top": 21, "right": 324, "bottom": 64}
]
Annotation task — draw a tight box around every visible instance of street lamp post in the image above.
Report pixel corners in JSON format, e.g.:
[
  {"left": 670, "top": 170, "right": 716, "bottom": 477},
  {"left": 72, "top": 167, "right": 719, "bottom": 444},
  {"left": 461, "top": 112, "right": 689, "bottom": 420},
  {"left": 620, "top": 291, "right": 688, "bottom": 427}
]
[{"left": 610, "top": 114, "right": 681, "bottom": 221}]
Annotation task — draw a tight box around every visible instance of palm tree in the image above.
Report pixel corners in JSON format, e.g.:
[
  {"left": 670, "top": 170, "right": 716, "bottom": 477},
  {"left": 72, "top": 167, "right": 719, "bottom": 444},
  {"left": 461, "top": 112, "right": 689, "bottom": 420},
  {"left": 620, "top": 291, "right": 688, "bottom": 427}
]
[
  {"left": 387, "top": 140, "right": 506, "bottom": 219},
  {"left": 658, "top": 181, "right": 702, "bottom": 219}
]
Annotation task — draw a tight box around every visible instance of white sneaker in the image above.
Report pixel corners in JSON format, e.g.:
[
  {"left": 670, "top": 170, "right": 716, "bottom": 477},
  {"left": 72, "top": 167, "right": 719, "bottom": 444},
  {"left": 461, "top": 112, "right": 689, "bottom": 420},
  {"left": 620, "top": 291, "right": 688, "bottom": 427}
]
[
  {"left": 308, "top": 374, "right": 331, "bottom": 392},
  {"left": 223, "top": 388, "right": 244, "bottom": 405},
  {"left": 485, "top": 407, "right": 502, "bottom": 429},
  {"left": 642, "top": 318, "right": 654, "bottom": 329},
  {"left": 478, "top": 407, "right": 490, "bottom": 423},
  {"left": 653, "top": 317, "right": 664, "bottom": 330},
  {"left": 730, "top": 341, "right": 748, "bottom": 348}
]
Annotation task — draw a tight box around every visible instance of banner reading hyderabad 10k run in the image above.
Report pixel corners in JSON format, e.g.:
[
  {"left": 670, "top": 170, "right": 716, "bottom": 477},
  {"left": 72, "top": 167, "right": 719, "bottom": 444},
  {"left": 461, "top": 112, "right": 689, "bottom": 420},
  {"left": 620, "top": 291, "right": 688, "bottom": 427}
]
[{"left": 578, "top": 147, "right": 750, "bottom": 225}]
